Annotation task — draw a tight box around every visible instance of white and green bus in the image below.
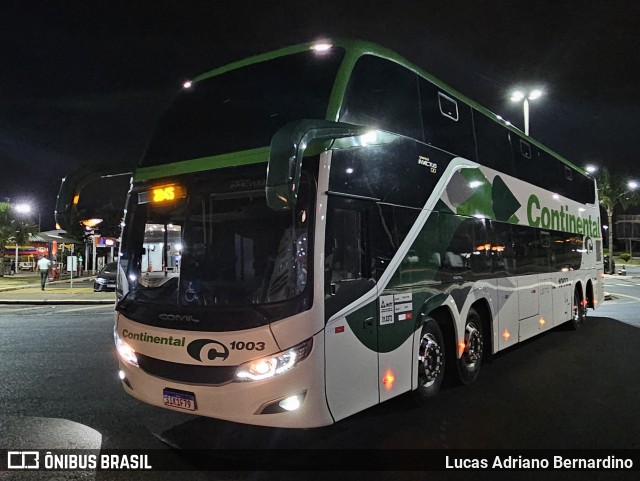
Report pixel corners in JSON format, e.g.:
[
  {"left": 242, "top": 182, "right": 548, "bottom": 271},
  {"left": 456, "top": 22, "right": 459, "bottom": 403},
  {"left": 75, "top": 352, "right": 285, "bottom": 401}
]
[{"left": 57, "top": 39, "right": 604, "bottom": 428}]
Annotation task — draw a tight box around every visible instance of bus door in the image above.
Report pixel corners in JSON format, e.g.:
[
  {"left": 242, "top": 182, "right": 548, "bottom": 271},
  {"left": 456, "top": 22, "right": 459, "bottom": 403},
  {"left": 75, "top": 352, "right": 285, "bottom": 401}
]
[
  {"left": 512, "top": 226, "right": 541, "bottom": 341},
  {"left": 323, "top": 204, "right": 380, "bottom": 422}
]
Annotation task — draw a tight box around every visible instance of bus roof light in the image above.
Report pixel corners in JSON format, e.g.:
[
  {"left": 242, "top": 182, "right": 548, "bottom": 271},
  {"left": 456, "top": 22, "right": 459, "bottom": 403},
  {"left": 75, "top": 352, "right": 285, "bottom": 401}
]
[{"left": 310, "top": 42, "right": 333, "bottom": 52}]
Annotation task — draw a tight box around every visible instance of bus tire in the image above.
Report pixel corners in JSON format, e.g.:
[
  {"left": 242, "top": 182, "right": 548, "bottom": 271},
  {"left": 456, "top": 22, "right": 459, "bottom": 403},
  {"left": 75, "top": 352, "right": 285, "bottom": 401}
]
[
  {"left": 413, "top": 318, "right": 445, "bottom": 401},
  {"left": 457, "top": 308, "right": 484, "bottom": 385},
  {"left": 570, "top": 288, "right": 586, "bottom": 330}
]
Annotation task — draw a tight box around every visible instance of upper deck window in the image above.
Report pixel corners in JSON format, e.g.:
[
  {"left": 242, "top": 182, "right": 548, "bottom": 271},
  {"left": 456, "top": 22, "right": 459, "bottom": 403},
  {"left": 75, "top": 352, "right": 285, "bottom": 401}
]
[
  {"left": 340, "top": 55, "right": 422, "bottom": 140},
  {"left": 142, "top": 48, "right": 345, "bottom": 166}
]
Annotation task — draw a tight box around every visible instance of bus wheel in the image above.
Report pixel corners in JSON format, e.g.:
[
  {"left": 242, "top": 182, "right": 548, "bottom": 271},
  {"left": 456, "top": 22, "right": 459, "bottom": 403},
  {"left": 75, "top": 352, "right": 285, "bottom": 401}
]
[
  {"left": 570, "top": 289, "right": 586, "bottom": 330},
  {"left": 457, "top": 308, "right": 484, "bottom": 385},
  {"left": 414, "top": 318, "right": 445, "bottom": 400}
]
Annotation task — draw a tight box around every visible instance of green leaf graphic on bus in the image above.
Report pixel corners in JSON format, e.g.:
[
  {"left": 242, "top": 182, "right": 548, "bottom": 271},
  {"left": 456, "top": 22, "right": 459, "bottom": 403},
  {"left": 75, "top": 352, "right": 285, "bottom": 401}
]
[
  {"left": 449, "top": 168, "right": 495, "bottom": 219},
  {"left": 492, "top": 175, "right": 521, "bottom": 222}
]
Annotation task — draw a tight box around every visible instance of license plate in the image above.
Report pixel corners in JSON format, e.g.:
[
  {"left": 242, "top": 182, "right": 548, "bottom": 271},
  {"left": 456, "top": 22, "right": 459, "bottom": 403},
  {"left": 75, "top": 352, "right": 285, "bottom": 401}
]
[{"left": 163, "top": 389, "right": 196, "bottom": 411}]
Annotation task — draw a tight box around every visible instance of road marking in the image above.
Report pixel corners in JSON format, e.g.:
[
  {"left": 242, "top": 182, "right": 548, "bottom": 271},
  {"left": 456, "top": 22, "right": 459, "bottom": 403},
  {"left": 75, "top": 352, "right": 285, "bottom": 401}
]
[
  {"left": 58, "top": 305, "right": 115, "bottom": 313},
  {"left": 610, "top": 292, "right": 640, "bottom": 302},
  {"left": 3, "top": 305, "right": 52, "bottom": 312}
]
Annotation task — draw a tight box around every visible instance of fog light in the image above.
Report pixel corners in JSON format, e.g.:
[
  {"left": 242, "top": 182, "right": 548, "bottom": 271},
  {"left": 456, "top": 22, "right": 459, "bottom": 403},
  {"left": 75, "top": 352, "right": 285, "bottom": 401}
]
[
  {"left": 279, "top": 395, "right": 301, "bottom": 412},
  {"left": 256, "top": 390, "right": 307, "bottom": 415},
  {"left": 118, "top": 370, "right": 126, "bottom": 380}
]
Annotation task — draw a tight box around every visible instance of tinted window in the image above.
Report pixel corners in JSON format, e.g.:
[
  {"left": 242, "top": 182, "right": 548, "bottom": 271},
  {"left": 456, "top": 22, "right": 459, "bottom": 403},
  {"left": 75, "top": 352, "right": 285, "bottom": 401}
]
[
  {"left": 474, "top": 113, "right": 515, "bottom": 175},
  {"left": 340, "top": 55, "right": 422, "bottom": 140},
  {"left": 420, "top": 78, "right": 476, "bottom": 159},
  {"left": 117, "top": 164, "right": 316, "bottom": 330},
  {"left": 324, "top": 197, "right": 375, "bottom": 320},
  {"left": 142, "top": 49, "right": 345, "bottom": 165},
  {"left": 511, "top": 225, "right": 550, "bottom": 274},
  {"left": 474, "top": 114, "right": 596, "bottom": 205},
  {"left": 329, "top": 134, "right": 450, "bottom": 208},
  {"left": 491, "top": 221, "right": 515, "bottom": 276},
  {"left": 323, "top": 194, "right": 422, "bottom": 318},
  {"left": 439, "top": 216, "right": 492, "bottom": 280},
  {"left": 551, "top": 231, "right": 584, "bottom": 270},
  {"left": 513, "top": 146, "right": 596, "bottom": 204}
]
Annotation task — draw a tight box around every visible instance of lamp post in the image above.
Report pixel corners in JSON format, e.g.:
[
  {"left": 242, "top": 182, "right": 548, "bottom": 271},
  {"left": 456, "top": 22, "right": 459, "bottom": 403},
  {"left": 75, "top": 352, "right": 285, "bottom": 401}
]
[
  {"left": 81, "top": 218, "right": 103, "bottom": 274},
  {"left": 13, "top": 203, "right": 33, "bottom": 273},
  {"left": 510, "top": 89, "right": 543, "bottom": 136},
  {"left": 605, "top": 180, "right": 639, "bottom": 270}
]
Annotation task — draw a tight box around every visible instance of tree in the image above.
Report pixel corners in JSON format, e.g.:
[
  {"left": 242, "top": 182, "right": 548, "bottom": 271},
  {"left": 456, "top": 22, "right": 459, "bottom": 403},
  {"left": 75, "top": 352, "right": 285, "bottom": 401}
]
[
  {"left": 11, "top": 219, "right": 38, "bottom": 248},
  {"left": 63, "top": 209, "right": 90, "bottom": 243},
  {"left": 94, "top": 201, "right": 124, "bottom": 239},
  {"left": 597, "top": 167, "right": 640, "bottom": 272},
  {"left": 0, "top": 203, "right": 39, "bottom": 275}
]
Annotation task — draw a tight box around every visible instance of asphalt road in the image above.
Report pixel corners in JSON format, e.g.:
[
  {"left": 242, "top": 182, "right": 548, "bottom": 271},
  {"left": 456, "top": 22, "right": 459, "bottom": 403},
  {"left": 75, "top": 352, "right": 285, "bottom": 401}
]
[{"left": 0, "top": 286, "right": 639, "bottom": 480}]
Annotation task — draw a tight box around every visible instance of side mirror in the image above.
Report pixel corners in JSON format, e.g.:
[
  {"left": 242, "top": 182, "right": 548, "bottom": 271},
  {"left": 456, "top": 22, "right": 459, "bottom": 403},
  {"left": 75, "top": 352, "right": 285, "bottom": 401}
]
[
  {"left": 266, "top": 119, "right": 367, "bottom": 211},
  {"left": 55, "top": 163, "right": 132, "bottom": 230}
]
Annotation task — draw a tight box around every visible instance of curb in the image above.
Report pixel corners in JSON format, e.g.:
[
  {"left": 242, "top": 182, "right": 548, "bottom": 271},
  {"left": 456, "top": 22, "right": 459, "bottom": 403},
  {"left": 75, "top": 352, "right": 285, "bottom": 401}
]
[{"left": 0, "top": 299, "right": 114, "bottom": 305}]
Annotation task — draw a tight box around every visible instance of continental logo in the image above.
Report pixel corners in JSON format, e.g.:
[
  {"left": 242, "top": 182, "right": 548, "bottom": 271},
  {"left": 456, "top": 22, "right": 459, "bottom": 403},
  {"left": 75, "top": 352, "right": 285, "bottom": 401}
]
[
  {"left": 187, "top": 339, "right": 230, "bottom": 362},
  {"left": 527, "top": 194, "right": 599, "bottom": 237},
  {"left": 121, "top": 329, "right": 185, "bottom": 347}
]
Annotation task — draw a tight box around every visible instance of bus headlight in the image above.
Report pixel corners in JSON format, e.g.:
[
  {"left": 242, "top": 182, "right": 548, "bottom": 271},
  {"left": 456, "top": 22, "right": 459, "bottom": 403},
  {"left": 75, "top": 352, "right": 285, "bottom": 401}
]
[
  {"left": 114, "top": 330, "right": 139, "bottom": 367},
  {"left": 235, "top": 339, "right": 312, "bottom": 382}
]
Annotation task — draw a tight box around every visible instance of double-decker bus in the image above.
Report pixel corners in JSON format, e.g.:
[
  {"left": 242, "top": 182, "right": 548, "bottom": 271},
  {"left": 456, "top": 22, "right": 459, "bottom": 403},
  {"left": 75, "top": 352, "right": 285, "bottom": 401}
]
[{"left": 56, "top": 39, "right": 603, "bottom": 428}]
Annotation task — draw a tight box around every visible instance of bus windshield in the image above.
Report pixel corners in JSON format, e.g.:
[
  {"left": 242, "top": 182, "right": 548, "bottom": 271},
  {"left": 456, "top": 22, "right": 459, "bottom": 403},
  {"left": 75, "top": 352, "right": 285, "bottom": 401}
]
[
  {"left": 117, "top": 166, "right": 314, "bottom": 328},
  {"left": 141, "top": 48, "right": 345, "bottom": 166}
]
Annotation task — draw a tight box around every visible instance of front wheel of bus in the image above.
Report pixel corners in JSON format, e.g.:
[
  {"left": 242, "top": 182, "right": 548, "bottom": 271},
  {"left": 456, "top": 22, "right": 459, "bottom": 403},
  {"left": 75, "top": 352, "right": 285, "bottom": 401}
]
[
  {"left": 457, "top": 308, "right": 484, "bottom": 385},
  {"left": 414, "top": 319, "right": 445, "bottom": 401}
]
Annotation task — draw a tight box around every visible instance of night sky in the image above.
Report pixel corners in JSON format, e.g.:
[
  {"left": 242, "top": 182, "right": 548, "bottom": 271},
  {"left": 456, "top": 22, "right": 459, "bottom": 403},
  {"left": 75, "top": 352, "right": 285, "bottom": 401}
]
[{"left": 2, "top": 1, "right": 639, "bottom": 229}]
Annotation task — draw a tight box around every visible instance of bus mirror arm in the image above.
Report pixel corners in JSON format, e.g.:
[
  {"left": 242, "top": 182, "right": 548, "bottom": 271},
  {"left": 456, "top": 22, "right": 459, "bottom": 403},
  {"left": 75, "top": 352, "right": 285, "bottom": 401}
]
[{"left": 266, "top": 119, "right": 367, "bottom": 211}]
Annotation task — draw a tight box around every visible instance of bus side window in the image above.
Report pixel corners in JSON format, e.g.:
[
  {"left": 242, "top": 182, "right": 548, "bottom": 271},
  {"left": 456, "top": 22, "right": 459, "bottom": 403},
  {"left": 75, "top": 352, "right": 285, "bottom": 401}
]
[
  {"left": 491, "top": 221, "right": 514, "bottom": 276},
  {"left": 419, "top": 77, "right": 475, "bottom": 160},
  {"left": 326, "top": 208, "right": 364, "bottom": 282},
  {"left": 340, "top": 55, "right": 422, "bottom": 140}
]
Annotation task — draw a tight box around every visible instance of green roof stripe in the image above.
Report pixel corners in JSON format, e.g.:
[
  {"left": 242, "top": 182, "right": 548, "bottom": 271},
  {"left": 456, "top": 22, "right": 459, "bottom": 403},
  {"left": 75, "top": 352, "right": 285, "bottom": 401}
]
[{"left": 133, "top": 147, "right": 269, "bottom": 182}]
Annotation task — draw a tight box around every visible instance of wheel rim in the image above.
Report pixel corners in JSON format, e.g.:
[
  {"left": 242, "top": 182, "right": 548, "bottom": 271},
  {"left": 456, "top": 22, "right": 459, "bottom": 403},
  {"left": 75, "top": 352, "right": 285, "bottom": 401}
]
[
  {"left": 419, "top": 332, "right": 443, "bottom": 388},
  {"left": 463, "top": 321, "right": 483, "bottom": 370}
]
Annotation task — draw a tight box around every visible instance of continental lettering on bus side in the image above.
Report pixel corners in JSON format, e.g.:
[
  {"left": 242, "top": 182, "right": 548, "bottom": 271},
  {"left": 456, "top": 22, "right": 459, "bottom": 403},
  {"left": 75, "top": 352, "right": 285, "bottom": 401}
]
[{"left": 526, "top": 194, "right": 599, "bottom": 236}]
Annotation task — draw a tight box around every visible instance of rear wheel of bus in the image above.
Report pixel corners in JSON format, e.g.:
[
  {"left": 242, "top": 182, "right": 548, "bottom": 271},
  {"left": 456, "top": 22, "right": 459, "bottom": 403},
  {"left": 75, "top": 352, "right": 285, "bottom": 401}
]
[
  {"left": 457, "top": 308, "right": 484, "bottom": 385},
  {"left": 570, "top": 288, "right": 586, "bottom": 330}
]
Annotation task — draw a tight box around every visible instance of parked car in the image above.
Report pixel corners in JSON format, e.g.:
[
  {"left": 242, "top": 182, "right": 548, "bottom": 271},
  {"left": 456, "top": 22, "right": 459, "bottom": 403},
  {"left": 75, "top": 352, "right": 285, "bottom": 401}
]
[
  {"left": 604, "top": 256, "right": 615, "bottom": 273},
  {"left": 18, "top": 261, "right": 34, "bottom": 271},
  {"left": 94, "top": 262, "right": 117, "bottom": 292}
]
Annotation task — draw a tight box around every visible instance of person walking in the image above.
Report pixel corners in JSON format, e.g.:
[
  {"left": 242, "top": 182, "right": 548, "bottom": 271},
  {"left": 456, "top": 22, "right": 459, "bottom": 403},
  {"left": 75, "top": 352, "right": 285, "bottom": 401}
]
[{"left": 37, "top": 255, "right": 51, "bottom": 291}]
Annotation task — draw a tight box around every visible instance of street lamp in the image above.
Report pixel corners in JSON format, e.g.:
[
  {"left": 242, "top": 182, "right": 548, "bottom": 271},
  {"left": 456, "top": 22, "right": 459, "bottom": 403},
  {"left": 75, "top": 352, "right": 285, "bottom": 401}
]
[
  {"left": 13, "top": 202, "right": 40, "bottom": 232},
  {"left": 12, "top": 203, "right": 32, "bottom": 274},
  {"left": 510, "top": 89, "right": 543, "bottom": 136}
]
